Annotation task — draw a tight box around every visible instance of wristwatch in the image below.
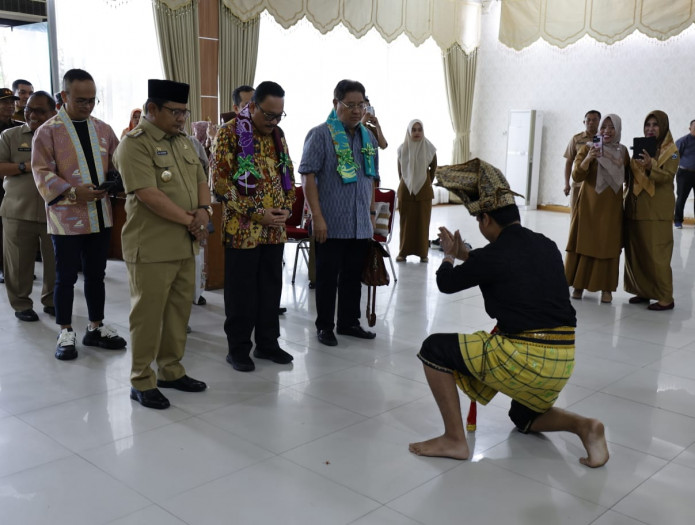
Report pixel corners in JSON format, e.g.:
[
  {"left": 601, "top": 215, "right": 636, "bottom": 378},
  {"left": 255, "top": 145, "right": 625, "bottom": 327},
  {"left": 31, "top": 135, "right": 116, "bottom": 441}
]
[
  {"left": 199, "top": 205, "right": 213, "bottom": 217},
  {"left": 67, "top": 187, "right": 77, "bottom": 201},
  {"left": 18, "top": 162, "right": 26, "bottom": 173}
]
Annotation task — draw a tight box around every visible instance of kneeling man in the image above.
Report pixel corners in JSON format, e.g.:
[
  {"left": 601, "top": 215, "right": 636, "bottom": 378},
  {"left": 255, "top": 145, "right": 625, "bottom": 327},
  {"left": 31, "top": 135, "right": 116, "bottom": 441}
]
[{"left": 410, "top": 159, "right": 608, "bottom": 468}]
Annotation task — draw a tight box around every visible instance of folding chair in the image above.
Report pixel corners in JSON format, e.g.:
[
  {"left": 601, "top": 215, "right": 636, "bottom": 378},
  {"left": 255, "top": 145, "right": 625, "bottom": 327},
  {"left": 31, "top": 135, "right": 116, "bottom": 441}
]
[
  {"left": 373, "top": 187, "right": 398, "bottom": 282},
  {"left": 286, "top": 184, "right": 311, "bottom": 284}
]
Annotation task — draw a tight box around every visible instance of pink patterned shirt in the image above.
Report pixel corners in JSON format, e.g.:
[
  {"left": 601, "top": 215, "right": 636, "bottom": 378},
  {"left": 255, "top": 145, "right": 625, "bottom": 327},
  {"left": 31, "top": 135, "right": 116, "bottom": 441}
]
[{"left": 32, "top": 108, "right": 119, "bottom": 235}]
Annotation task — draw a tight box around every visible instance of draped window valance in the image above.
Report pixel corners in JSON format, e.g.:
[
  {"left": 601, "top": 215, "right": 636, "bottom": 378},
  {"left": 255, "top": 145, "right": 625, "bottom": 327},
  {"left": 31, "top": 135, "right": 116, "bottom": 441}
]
[
  {"left": 500, "top": 0, "right": 695, "bottom": 50},
  {"left": 220, "top": 0, "right": 482, "bottom": 53}
]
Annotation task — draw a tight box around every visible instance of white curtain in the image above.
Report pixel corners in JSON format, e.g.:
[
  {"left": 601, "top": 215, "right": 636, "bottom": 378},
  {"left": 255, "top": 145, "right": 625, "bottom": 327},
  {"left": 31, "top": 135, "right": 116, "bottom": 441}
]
[
  {"left": 443, "top": 45, "right": 477, "bottom": 163},
  {"left": 500, "top": 0, "right": 695, "bottom": 50},
  {"left": 221, "top": 0, "right": 481, "bottom": 53}
]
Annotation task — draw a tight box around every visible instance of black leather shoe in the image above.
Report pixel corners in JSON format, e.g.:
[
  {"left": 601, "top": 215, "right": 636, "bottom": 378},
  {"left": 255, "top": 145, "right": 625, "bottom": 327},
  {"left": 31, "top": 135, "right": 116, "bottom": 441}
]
[
  {"left": 157, "top": 375, "right": 207, "bottom": 392},
  {"left": 43, "top": 306, "right": 56, "bottom": 316},
  {"left": 317, "top": 329, "right": 338, "bottom": 346},
  {"left": 226, "top": 353, "right": 255, "bottom": 372},
  {"left": 195, "top": 295, "right": 206, "bottom": 305},
  {"left": 15, "top": 309, "right": 39, "bottom": 322},
  {"left": 278, "top": 307, "right": 287, "bottom": 315},
  {"left": 253, "top": 347, "right": 294, "bottom": 364},
  {"left": 130, "top": 387, "right": 170, "bottom": 409},
  {"left": 337, "top": 325, "right": 376, "bottom": 339}
]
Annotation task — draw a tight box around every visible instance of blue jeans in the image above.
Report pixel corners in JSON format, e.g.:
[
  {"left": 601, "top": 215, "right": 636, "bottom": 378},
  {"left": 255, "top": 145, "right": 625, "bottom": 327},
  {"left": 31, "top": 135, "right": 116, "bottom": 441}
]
[{"left": 51, "top": 229, "right": 111, "bottom": 326}]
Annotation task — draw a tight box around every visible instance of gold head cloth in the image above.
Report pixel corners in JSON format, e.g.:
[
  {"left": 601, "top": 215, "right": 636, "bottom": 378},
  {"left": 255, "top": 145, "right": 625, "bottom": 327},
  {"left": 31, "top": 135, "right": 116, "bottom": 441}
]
[{"left": 435, "top": 158, "right": 524, "bottom": 216}]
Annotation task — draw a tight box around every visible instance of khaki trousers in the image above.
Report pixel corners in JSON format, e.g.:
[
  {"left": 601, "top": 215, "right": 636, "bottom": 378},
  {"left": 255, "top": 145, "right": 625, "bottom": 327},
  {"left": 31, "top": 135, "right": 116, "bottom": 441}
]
[
  {"left": 127, "top": 257, "right": 194, "bottom": 391},
  {"left": 2, "top": 217, "right": 55, "bottom": 312}
]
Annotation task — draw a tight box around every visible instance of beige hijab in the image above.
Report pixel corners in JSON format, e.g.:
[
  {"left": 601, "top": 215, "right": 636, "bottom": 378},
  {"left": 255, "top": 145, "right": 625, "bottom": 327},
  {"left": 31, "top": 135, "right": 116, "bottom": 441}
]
[
  {"left": 397, "top": 119, "right": 436, "bottom": 195},
  {"left": 631, "top": 110, "right": 678, "bottom": 197},
  {"left": 596, "top": 114, "right": 627, "bottom": 194}
]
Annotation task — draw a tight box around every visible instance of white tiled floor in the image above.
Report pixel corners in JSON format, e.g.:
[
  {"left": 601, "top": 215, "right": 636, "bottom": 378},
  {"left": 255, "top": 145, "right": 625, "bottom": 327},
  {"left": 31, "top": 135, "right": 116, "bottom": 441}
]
[{"left": 1, "top": 206, "right": 694, "bottom": 524}]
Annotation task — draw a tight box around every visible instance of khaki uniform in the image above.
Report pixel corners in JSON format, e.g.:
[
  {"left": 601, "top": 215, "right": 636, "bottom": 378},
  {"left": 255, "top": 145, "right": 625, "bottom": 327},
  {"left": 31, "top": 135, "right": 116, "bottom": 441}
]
[
  {"left": 12, "top": 109, "right": 25, "bottom": 123},
  {"left": 0, "top": 124, "right": 55, "bottom": 311},
  {"left": 564, "top": 131, "right": 593, "bottom": 214},
  {"left": 113, "top": 118, "right": 207, "bottom": 391}
]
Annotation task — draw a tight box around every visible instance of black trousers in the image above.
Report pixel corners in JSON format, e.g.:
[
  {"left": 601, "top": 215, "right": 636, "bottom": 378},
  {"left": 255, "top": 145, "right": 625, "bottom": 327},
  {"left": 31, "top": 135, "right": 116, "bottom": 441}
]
[
  {"left": 51, "top": 229, "right": 111, "bottom": 326},
  {"left": 224, "top": 243, "right": 284, "bottom": 357},
  {"left": 314, "top": 238, "right": 369, "bottom": 331},
  {"left": 674, "top": 167, "right": 695, "bottom": 223}
]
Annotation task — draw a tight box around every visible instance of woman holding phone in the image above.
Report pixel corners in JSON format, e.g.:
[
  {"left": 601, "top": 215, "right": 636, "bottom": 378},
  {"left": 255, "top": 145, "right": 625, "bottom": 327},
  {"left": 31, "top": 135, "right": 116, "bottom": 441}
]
[
  {"left": 624, "top": 110, "right": 679, "bottom": 310},
  {"left": 565, "top": 114, "right": 628, "bottom": 303}
]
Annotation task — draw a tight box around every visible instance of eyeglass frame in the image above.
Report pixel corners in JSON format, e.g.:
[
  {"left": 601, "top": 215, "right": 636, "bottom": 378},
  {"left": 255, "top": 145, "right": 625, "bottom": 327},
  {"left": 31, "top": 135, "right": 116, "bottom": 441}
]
[
  {"left": 161, "top": 105, "right": 191, "bottom": 119},
  {"left": 337, "top": 100, "right": 367, "bottom": 112},
  {"left": 66, "top": 95, "right": 100, "bottom": 107},
  {"left": 255, "top": 103, "right": 286, "bottom": 122}
]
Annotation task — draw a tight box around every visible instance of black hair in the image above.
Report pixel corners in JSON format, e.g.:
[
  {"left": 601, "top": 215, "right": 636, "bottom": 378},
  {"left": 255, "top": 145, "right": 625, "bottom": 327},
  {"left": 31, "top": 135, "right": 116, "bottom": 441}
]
[
  {"left": 690, "top": 119, "right": 695, "bottom": 127},
  {"left": 253, "top": 81, "right": 284, "bottom": 105},
  {"left": 584, "top": 110, "right": 601, "bottom": 120},
  {"left": 484, "top": 204, "right": 521, "bottom": 227},
  {"left": 232, "top": 85, "right": 254, "bottom": 107},
  {"left": 12, "top": 79, "right": 32, "bottom": 92},
  {"left": 144, "top": 97, "right": 166, "bottom": 115},
  {"left": 30, "top": 90, "right": 56, "bottom": 111},
  {"left": 62, "top": 69, "right": 94, "bottom": 92},
  {"left": 334, "top": 79, "right": 366, "bottom": 102}
]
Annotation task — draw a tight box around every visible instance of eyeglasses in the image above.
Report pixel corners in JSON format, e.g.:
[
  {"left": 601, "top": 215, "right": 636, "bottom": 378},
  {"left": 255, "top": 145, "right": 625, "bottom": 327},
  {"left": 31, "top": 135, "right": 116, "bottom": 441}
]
[
  {"left": 338, "top": 100, "right": 367, "bottom": 112},
  {"left": 68, "top": 96, "right": 99, "bottom": 107},
  {"left": 161, "top": 105, "right": 191, "bottom": 119},
  {"left": 25, "top": 106, "right": 49, "bottom": 116},
  {"left": 256, "top": 104, "right": 286, "bottom": 122}
]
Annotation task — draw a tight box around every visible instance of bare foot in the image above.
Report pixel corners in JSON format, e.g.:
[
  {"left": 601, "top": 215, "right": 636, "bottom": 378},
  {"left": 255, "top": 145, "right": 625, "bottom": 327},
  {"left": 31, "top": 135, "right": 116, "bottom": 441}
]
[
  {"left": 578, "top": 419, "right": 609, "bottom": 468},
  {"left": 409, "top": 434, "right": 469, "bottom": 460}
]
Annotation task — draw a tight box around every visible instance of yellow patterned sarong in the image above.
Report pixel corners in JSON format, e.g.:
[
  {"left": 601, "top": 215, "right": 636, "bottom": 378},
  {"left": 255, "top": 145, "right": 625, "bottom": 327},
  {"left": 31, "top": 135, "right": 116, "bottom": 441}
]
[{"left": 454, "top": 327, "right": 575, "bottom": 413}]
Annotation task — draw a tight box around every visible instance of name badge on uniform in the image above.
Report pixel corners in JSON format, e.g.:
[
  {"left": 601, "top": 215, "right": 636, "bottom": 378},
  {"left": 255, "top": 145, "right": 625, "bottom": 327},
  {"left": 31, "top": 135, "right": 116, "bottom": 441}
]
[
  {"left": 156, "top": 147, "right": 168, "bottom": 156},
  {"left": 18, "top": 147, "right": 31, "bottom": 152},
  {"left": 161, "top": 170, "right": 173, "bottom": 182}
]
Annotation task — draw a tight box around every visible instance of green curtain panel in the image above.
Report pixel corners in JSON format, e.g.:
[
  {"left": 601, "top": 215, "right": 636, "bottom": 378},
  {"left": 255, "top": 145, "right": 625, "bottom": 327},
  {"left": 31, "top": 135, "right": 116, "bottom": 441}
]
[
  {"left": 152, "top": 0, "right": 202, "bottom": 123},
  {"left": 218, "top": 5, "right": 259, "bottom": 115},
  {"left": 443, "top": 45, "right": 477, "bottom": 164}
]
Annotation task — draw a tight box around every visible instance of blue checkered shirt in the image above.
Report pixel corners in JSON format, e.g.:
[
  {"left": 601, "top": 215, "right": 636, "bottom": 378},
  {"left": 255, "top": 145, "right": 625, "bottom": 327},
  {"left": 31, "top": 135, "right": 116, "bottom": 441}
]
[{"left": 298, "top": 123, "right": 379, "bottom": 239}]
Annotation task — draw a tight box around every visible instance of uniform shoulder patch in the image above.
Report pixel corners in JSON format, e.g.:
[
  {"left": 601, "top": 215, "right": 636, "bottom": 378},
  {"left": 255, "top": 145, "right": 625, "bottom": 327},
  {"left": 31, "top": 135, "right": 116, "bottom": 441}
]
[
  {"left": 672, "top": 153, "right": 678, "bottom": 159},
  {"left": 126, "top": 128, "right": 144, "bottom": 138}
]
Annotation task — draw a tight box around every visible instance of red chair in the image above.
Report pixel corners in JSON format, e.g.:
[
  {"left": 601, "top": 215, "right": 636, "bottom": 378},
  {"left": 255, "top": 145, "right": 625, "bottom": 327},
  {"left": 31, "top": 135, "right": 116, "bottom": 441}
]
[
  {"left": 286, "top": 184, "right": 311, "bottom": 284},
  {"left": 373, "top": 187, "right": 398, "bottom": 282}
]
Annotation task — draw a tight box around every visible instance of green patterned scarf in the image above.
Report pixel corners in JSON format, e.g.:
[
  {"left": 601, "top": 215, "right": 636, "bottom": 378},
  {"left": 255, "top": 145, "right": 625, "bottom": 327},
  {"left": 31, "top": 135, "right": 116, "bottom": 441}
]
[{"left": 326, "top": 109, "right": 376, "bottom": 184}]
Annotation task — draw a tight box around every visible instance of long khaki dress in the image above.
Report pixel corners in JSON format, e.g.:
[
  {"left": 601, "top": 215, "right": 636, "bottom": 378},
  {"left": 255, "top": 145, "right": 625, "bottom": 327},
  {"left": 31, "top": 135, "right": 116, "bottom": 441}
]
[
  {"left": 565, "top": 145, "right": 627, "bottom": 292},
  {"left": 398, "top": 165, "right": 434, "bottom": 259},
  {"left": 624, "top": 148, "right": 679, "bottom": 303}
]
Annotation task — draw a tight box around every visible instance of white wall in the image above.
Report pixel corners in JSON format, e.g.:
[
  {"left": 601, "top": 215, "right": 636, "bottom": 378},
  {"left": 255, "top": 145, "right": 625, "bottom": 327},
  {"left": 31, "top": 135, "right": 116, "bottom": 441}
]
[{"left": 472, "top": 2, "right": 695, "bottom": 213}]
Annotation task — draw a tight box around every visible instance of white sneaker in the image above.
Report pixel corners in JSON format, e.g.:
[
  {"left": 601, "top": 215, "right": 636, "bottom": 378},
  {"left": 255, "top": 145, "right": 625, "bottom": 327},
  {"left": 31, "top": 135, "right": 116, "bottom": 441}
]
[{"left": 55, "top": 329, "right": 78, "bottom": 360}]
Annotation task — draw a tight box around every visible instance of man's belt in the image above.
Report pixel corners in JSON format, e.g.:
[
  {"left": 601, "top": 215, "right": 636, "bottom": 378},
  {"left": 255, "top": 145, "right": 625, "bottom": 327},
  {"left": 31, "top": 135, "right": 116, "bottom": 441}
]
[{"left": 501, "top": 327, "right": 575, "bottom": 346}]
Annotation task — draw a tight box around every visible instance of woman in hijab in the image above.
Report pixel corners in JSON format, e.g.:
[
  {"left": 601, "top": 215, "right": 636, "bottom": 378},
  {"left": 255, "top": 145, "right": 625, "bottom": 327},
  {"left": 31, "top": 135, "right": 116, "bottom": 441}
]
[
  {"left": 565, "top": 114, "right": 629, "bottom": 304},
  {"left": 624, "top": 110, "right": 679, "bottom": 310},
  {"left": 120, "top": 108, "right": 141, "bottom": 138},
  {"left": 396, "top": 119, "right": 437, "bottom": 263}
]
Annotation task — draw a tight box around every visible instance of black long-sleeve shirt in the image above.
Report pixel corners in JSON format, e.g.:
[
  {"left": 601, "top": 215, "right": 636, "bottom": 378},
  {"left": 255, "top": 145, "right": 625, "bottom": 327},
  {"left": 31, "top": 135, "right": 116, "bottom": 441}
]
[{"left": 436, "top": 224, "right": 576, "bottom": 334}]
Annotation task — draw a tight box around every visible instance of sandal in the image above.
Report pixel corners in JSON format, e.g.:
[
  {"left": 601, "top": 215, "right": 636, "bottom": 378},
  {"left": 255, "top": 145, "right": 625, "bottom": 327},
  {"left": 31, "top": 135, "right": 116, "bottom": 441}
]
[
  {"left": 571, "top": 288, "right": 583, "bottom": 300},
  {"left": 600, "top": 291, "right": 612, "bottom": 304}
]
